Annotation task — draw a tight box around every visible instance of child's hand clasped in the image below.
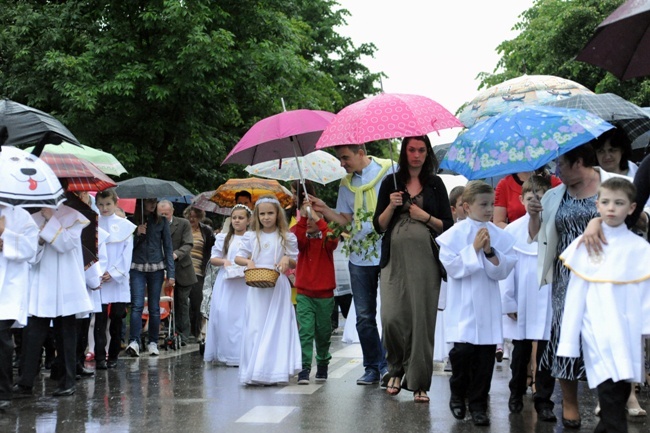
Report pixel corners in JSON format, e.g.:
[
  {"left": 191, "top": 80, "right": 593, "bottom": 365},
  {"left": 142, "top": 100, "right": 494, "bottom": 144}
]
[{"left": 473, "top": 227, "right": 491, "bottom": 252}]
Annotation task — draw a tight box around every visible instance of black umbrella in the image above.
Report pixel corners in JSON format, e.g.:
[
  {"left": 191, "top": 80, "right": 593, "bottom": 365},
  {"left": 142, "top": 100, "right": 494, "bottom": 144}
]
[
  {"left": 0, "top": 99, "right": 80, "bottom": 148},
  {"left": 576, "top": 0, "right": 650, "bottom": 81},
  {"left": 115, "top": 177, "right": 194, "bottom": 199},
  {"left": 544, "top": 93, "right": 650, "bottom": 142}
]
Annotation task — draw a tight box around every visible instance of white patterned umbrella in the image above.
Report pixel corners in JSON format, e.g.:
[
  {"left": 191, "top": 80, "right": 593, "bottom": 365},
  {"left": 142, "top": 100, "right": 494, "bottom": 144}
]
[{"left": 244, "top": 150, "right": 346, "bottom": 185}]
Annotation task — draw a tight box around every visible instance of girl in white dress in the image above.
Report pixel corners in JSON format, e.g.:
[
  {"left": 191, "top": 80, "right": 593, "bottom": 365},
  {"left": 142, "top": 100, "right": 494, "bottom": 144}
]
[
  {"left": 235, "top": 196, "right": 301, "bottom": 385},
  {"left": 203, "top": 204, "right": 251, "bottom": 366}
]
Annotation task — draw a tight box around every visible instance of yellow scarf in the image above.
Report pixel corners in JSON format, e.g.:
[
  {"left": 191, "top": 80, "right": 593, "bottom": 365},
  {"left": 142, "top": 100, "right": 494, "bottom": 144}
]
[{"left": 340, "top": 156, "right": 393, "bottom": 223}]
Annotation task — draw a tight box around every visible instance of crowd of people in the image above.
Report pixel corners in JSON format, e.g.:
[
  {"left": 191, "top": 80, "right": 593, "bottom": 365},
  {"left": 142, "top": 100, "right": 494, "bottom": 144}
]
[{"left": 1, "top": 127, "right": 649, "bottom": 433}]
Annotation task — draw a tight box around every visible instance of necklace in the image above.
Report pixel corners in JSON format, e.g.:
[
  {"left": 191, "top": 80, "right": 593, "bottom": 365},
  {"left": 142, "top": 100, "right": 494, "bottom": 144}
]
[{"left": 568, "top": 169, "right": 597, "bottom": 199}]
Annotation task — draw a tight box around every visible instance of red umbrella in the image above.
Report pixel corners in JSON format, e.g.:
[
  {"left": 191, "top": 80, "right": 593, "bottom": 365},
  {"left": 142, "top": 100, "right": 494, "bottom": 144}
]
[
  {"left": 576, "top": 0, "right": 650, "bottom": 81},
  {"left": 39, "top": 152, "right": 117, "bottom": 192}
]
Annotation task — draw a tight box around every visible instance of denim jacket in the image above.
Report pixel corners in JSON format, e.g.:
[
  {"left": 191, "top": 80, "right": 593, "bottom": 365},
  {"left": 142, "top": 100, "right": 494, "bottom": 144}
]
[{"left": 130, "top": 214, "right": 175, "bottom": 279}]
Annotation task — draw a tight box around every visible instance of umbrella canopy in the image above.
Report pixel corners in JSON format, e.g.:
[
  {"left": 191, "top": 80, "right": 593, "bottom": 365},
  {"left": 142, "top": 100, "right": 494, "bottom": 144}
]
[
  {"left": 457, "top": 75, "right": 594, "bottom": 129},
  {"left": 191, "top": 191, "right": 232, "bottom": 215},
  {"left": 39, "top": 152, "right": 117, "bottom": 192},
  {"left": 222, "top": 109, "right": 336, "bottom": 166},
  {"left": 115, "top": 177, "right": 194, "bottom": 199},
  {"left": 543, "top": 93, "right": 650, "bottom": 143},
  {"left": 0, "top": 146, "right": 65, "bottom": 208},
  {"left": 315, "top": 93, "right": 462, "bottom": 149},
  {"left": 211, "top": 178, "right": 293, "bottom": 208},
  {"left": 576, "top": 0, "right": 650, "bottom": 81},
  {"left": 440, "top": 106, "right": 614, "bottom": 180},
  {"left": 244, "top": 150, "right": 346, "bottom": 185},
  {"left": 0, "top": 99, "right": 80, "bottom": 147},
  {"left": 25, "top": 142, "right": 127, "bottom": 176}
]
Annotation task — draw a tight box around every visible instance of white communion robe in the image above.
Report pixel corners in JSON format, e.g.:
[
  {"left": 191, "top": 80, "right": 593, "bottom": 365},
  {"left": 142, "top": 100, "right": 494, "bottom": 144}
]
[
  {"left": 437, "top": 218, "right": 517, "bottom": 345},
  {"left": 500, "top": 214, "right": 552, "bottom": 341},
  {"left": 236, "top": 230, "right": 301, "bottom": 385},
  {"left": 204, "top": 233, "right": 249, "bottom": 366},
  {"left": 0, "top": 206, "right": 39, "bottom": 326},
  {"left": 557, "top": 223, "right": 650, "bottom": 388},
  {"left": 433, "top": 280, "right": 453, "bottom": 362},
  {"left": 82, "top": 226, "right": 110, "bottom": 315},
  {"left": 30, "top": 205, "right": 94, "bottom": 318},
  {"left": 98, "top": 214, "right": 136, "bottom": 304}
]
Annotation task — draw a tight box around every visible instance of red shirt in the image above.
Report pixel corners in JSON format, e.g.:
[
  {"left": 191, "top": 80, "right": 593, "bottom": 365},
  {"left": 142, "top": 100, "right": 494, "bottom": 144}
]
[
  {"left": 291, "top": 218, "right": 339, "bottom": 298},
  {"left": 494, "top": 174, "right": 562, "bottom": 223}
]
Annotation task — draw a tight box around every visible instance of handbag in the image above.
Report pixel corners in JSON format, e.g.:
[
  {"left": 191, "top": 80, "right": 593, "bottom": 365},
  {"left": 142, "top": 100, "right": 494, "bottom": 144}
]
[
  {"left": 223, "top": 264, "right": 246, "bottom": 279},
  {"left": 429, "top": 231, "right": 447, "bottom": 282}
]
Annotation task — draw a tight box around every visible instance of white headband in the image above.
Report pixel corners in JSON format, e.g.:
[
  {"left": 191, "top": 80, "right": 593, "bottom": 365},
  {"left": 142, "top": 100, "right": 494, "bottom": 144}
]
[
  {"left": 255, "top": 197, "right": 281, "bottom": 207},
  {"left": 231, "top": 203, "right": 253, "bottom": 216}
]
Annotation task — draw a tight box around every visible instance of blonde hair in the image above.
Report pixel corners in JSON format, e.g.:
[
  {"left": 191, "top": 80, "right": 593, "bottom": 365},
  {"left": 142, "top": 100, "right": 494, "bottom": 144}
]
[
  {"left": 251, "top": 195, "right": 290, "bottom": 254},
  {"left": 462, "top": 180, "right": 494, "bottom": 204}
]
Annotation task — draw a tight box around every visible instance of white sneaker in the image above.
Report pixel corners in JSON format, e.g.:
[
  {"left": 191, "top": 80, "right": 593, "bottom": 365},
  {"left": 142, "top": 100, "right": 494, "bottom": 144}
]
[
  {"left": 126, "top": 341, "right": 140, "bottom": 357},
  {"left": 148, "top": 342, "right": 159, "bottom": 356}
]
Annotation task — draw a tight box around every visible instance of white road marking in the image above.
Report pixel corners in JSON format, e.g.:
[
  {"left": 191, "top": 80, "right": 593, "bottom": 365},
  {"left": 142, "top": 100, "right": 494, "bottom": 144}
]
[{"left": 235, "top": 406, "right": 298, "bottom": 423}]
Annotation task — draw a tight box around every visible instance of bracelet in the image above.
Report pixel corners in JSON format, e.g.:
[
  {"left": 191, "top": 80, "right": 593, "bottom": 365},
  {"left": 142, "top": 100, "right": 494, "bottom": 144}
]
[
  {"left": 426, "top": 214, "right": 432, "bottom": 224},
  {"left": 484, "top": 247, "right": 496, "bottom": 258}
]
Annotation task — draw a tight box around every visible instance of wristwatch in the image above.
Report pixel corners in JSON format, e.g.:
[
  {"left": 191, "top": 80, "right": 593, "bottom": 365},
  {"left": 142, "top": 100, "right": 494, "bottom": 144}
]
[{"left": 484, "top": 247, "right": 496, "bottom": 258}]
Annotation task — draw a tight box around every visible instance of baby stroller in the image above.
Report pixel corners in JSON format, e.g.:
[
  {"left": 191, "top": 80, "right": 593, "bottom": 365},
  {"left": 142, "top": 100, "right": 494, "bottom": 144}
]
[{"left": 142, "top": 281, "right": 181, "bottom": 351}]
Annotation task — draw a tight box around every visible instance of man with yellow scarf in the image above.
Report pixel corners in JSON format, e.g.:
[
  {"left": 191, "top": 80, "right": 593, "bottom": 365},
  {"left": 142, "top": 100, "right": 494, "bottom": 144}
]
[{"left": 310, "top": 144, "right": 394, "bottom": 385}]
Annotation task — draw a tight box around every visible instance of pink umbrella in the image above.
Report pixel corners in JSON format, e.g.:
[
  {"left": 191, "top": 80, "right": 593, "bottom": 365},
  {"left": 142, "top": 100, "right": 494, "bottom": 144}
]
[
  {"left": 222, "top": 109, "right": 336, "bottom": 166},
  {"left": 315, "top": 93, "right": 463, "bottom": 149}
]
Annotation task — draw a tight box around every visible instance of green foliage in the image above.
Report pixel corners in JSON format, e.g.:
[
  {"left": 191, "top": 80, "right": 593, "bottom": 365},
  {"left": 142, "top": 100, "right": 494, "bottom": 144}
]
[
  {"left": 476, "top": 0, "right": 650, "bottom": 108},
  {"left": 0, "top": 0, "right": 383, "bottom": 193},
  {"left": 328, "top": 207, "right": 382, "bottom": 260}
]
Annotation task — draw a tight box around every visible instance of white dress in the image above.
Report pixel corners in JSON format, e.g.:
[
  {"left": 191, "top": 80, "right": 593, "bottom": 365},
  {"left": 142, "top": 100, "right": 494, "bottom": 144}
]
[
  {"left": 500, "top": 214, "right": 552, "bottom": 340},
  {"left": 0, "top": 206, "right": 39, "bottom": 326},
  {"left": 237, "top": 230, "right": 301, "bottom": 385},
  {"left": 98, "top": 214, "right": 135, "bottom": 304},
  {"left": 30, "top": 205, "right": 94, "bottom": 318},
  {"left": 557, "top": 224, "right": 650, "bottom": 388},
  {"left": 433, "top": 281, "right": 453, "bottom": 362},
  {"left": 82, "top": 226, "right": 109, "bottom": 315},
  {"left": 204, "top": 233, "right": 249, "bottom": 366}
]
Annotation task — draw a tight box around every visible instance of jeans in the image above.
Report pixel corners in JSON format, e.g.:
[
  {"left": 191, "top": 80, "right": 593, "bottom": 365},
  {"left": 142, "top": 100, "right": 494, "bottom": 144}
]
[
  {"left": 129, "top": 269, "right": 165, "bottom": 344},
  {"left": 348, "top": 263, "right": 387, "bottom": 372}
]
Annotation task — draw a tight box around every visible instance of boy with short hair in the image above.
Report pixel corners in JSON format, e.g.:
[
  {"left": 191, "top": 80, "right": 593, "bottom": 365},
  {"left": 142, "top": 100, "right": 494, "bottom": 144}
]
[
  {"left": 500, "top": 176, "right": 556, "bottom": 418},
  {"left": 449, "top": 185, "right": 467, "bottom": 222},
  {"left": 558, "top": 177, "right": 650, "bottom": 433},
  {"left": 437, "top": 180, "right": 517, "bottom": 426},
  {"left": 291, "top": 203, "right": 339, "bottom": 384}
]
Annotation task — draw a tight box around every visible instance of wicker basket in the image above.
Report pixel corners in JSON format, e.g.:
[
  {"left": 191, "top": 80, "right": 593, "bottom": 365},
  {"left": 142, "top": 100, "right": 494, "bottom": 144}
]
[{"left": 244, "top": 268, "right": 280, "bottom": 288}]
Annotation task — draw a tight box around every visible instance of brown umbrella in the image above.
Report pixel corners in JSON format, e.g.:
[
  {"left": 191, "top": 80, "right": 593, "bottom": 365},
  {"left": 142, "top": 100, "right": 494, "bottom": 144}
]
[
  {"left": 210, "top": 178, "right": 293, "bottom": 208},
  {"left": 576, "top": 0, "right": 650, "bottom": 81}
]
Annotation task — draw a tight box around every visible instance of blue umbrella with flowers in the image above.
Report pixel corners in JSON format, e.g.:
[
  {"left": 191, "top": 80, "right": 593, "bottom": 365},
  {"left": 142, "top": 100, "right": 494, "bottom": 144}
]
[{"left": 440, "top": 106, "right": 614, "bottom": 180}]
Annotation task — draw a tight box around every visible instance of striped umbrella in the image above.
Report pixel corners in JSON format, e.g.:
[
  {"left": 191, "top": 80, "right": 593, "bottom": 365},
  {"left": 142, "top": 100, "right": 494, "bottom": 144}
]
[{"left": 39, "top": 152, "right": 117, "bottom": 192}]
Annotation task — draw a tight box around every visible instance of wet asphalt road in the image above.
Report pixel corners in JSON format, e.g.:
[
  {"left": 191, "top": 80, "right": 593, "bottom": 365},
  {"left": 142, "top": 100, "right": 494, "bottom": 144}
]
[{"left": 1, "top": 331, "right": 649, "bottom": 433}]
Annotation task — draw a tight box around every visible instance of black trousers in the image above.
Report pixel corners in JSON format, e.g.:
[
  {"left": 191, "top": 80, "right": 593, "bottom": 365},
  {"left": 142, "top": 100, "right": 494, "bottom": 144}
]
[
  {"left": 19, "top": 315, "right": 77, "bottom": 390},
  {"left": 331, "top": 294, "right": 352, "bottom": 329},
  {"left": 0, "top": 320, "right": 14, "bottom": 401},
  {"left": 449, "top": 343, "right": 496, "bottom": 413},
  {"left": 532, "top": 340, "right": 556, "bottom": 411},
  {"left": 76, "top": 316, "right": 91, "bottom": 365},
  {"left": 188, "top": 277, "right": 204, "bottom": 338},
  {"left": 94, "top": 303, "right": 127, "bottom": 361},
  {"left": 174, "top": 283, "right": 192, "bottom": 342},
  {"left": 595, "top": 379, "right": 629, "bottom": 433}
]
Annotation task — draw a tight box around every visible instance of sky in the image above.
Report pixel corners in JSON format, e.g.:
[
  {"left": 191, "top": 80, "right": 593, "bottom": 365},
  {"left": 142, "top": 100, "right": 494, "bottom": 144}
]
[{"left": 335, "top": 0, "right": 536, "bottom": 145}]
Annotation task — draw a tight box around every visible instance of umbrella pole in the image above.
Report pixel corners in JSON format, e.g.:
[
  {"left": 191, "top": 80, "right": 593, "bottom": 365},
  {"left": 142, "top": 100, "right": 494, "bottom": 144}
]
[
  {"left": 291, "top": 138, "right": 311, "bottom": 217},
  {"left": 388, "top": 140, "right": 398, "bottom": 190}
]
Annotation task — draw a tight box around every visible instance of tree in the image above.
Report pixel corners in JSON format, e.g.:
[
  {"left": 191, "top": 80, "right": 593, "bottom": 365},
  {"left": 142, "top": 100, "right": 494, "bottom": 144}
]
[
  {"left": 476, "top": 0, "right": 650, "bottom": 108},
  {"left": 0, "top": 0, "right": 383, "bottom": 199}
]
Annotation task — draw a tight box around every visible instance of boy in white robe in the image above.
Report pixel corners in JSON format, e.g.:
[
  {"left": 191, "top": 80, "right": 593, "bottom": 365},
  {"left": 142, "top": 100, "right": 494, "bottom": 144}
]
[
  {"left": 0, "top": 205, "right": 39, "bottom": 410},
  {"left": 437, "top": 181, "right": 517, "bottom": 427},
  {"left": 500, "top": 176, "right": 555, "bottom": 417},
  {"left": 558, "top": 177, "right": 650, "bottom": 433}
]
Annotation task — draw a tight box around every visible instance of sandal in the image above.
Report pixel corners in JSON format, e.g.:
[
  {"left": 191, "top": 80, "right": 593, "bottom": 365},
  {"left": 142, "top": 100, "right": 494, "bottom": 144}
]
[
  {"left": 386, "top": 377, "right": 401, "bottom": 396},
  {"left": 414, "top": 390, "right": 430, "bottom": 403}
]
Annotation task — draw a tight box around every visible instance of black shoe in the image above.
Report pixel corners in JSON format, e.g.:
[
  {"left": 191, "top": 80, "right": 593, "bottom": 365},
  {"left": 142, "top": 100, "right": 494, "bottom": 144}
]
[
  {"left": 508, "top": 394, "right": 524, "bottom": 413},
  {"left": 96, "top": 360, "right": 108, "bottom": 370},
  {"left": 449, "top": 395, "right": 466, "bottom": 420},
  {"left": 297, "top": 369, "right": 310, "bottom": 385},
  {"left": 562, "top": 417, "right": 581, "bottom": 429},
  {"left": 76, "top": 365, "right": 95, "bottom": 377},
  {"left": 471, "top": 411, "right": 490, "bottom": 426},
  {"left": 106, "top": 359, "right": 118, "bottom": 369},
  {"left": 0, "top": 400, "right": 11, "bottom": 411},
  {"left": 315, "top": 365, "right": 328, "bottom": 382},
  {"left": 52, "top": 387, "right": 75, "bottom": 397},
  {"left": 11, "top": 384, "right": 33, "bottom": 399},
  {"left": 537, "top": 408, "right": 557, "bottom": 422}
]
